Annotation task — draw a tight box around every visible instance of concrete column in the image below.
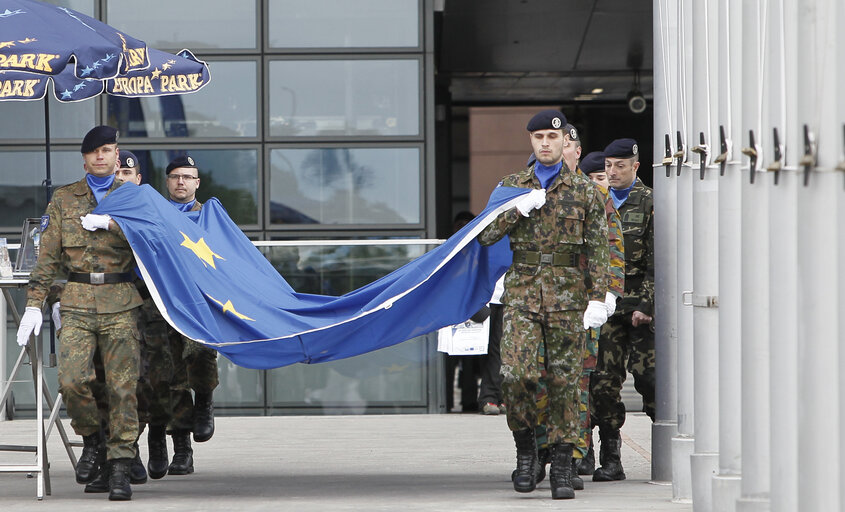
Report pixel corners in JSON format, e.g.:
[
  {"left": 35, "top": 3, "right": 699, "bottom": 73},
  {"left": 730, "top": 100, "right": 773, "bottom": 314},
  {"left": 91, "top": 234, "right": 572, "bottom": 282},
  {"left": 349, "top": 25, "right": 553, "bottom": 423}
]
[
  {"left": 671, "top": 0, "right": 696, "bottom": 502},
  {"left": 795, "top": 1, "right": 840, "bottom": 509},
  {"left": 689, "top": 0, "right": 720, "bottom": 509},
  {"left": 651, "top": 0, "right": 679, "bottom": 485},
  {"left": 711, "top": 0, "right": 743, "bottom": 508}
]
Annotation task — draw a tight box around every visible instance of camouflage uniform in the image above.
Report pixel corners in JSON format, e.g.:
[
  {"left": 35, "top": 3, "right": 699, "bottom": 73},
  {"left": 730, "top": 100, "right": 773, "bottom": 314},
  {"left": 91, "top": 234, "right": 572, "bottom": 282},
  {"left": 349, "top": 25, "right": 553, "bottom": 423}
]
[
  {"left": 167, "top": 200, "right": 220, "bottom": 432},
  {"left": 591, "top": 177, "right": 655, "bottom": 430},
  {"left": 26, "top": 178, "right": 142, "bottom": 460},
  {"left": 535, "top": 181, "right": 625, "bottom": 457},
  {"left": 136, "top": 281, "right": 177, "bottom": 428},
  {"left": 479, "top": 165, "right": 609, "bottom": 445}
]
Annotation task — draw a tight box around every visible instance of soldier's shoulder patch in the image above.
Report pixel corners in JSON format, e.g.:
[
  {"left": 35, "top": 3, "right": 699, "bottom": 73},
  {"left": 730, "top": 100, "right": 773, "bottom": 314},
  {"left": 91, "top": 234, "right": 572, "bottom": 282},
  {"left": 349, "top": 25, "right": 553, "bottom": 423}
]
[{"left": 40, "top": 214, "right": 49, "bottom": 231}]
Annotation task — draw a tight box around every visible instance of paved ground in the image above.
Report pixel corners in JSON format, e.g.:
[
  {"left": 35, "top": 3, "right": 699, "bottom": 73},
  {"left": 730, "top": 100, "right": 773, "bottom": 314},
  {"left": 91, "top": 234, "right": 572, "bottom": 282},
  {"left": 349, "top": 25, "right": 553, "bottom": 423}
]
[{"left": 0, "top": 412, "right": 690, "bottom": 511}]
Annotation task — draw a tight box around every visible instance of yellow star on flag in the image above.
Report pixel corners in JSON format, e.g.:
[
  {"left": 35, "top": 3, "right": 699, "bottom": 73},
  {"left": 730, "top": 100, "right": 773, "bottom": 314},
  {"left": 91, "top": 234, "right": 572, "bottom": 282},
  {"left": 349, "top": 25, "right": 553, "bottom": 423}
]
[
  {"left": 151, "top": 67, "right": 162, "bottom": 79},
  {"left": 180, "top": 231, "right": 225, "bottom": 268},
  {"left": 207, "top": 294, "right": 255, "bottom": 321}
]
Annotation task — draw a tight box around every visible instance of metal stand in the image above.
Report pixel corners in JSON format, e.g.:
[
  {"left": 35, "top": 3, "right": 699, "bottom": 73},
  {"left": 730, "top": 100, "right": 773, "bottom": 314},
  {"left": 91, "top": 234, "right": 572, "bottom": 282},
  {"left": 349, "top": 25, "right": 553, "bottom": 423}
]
[{"left": 0, "top": 285, "right": 77, "bottom": 499}]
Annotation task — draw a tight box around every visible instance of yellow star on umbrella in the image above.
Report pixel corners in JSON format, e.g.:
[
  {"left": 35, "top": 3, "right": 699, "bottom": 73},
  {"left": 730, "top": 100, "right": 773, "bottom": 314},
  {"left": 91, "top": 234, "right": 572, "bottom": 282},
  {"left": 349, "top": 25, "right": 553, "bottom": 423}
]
[
  {"left": 207, "top": 294, "right": 255, "bottom": 321},
  {"left": 180, "top": 231, "right": 225, "bottom": 268},
  {"left": 0, "top": 41, "right": 14, "bottom": 49},
  {"left": 151, "top": 67, "right": 162, "bottom": 79},
  {"left": 162, "top": 62, "right": 172, "bottom": 70},
  {"left": 17, "top": 37, "right": 36, "bottom": 44}
]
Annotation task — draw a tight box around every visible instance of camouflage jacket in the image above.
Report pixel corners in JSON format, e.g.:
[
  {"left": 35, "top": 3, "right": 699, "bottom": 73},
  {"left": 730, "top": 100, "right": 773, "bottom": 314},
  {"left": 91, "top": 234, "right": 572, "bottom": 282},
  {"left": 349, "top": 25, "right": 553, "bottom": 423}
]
[
  {"left": 577, "top": 168, "right": 625, "bottom": 298},
  {"left": 26, "top": 177, "right": 142, "bottom": 313},
  {"left": 615, "top": 178, "right": 654, "bottom": 316},
  {"left": 478, "top": 166, "right": 610, "bottom": 313}
]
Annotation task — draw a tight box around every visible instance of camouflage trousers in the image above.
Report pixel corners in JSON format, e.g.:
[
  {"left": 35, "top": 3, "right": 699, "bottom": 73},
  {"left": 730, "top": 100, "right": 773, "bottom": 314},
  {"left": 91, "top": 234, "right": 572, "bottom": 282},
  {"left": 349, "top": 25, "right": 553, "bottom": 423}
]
[
  {"left": 169, "top": 334, "right": 219, "bottom": 432},
  {"left": 536, "top": 327, "right": 599, "bottom": 457},
  {"left": 590, "top": 313, "right": 656, "bottom": 431},
  {"left": 58, "top": 308, "right": 141, "bottom": 460},
  {"left": 500, "top": 308, "right": 584, "bottom": 445},
  {"left": 138, "top": 297, "right": 177, "bottom": 428}
]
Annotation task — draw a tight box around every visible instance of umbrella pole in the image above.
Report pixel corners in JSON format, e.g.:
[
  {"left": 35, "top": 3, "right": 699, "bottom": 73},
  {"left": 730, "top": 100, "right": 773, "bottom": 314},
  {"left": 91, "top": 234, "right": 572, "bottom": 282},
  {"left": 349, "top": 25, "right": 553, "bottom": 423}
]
[
  {"left": 43, "top": 96, "right": 52, "bottom": 203},
  {"left": 42, "top": 96, "right": 57, "bottom": 363}
]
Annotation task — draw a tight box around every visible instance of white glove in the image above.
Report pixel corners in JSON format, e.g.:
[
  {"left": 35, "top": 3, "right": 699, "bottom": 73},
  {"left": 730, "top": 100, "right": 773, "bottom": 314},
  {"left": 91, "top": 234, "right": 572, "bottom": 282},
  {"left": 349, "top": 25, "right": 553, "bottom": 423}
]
[
  {"left": 16, "top": 306, "right": 43, "bottom": 347},
  {"left": 80, "top": 213, "right": 111, "bottom": 231},
  {"left": 583, "top": 300, "right": 609, "bottom": 330},
  {"left": 515, "top": 189, "right": 547, "bottom": 217},
  {"left": 604, "top": 291, "right": 618, "bottom": 317},
  {"left": 51, "top": 302, "right": 62, "bottom": 330}
]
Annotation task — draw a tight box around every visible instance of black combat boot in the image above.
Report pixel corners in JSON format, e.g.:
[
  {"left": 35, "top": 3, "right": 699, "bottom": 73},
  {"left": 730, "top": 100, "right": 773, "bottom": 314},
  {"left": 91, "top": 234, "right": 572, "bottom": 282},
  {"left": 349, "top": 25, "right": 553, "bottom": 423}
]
[
  {"left": 511, "top": 446, "right": 547, "bottom": 484},
  {"left": 192, "top": 392, "right": 215, "bottom": 443},
  {"left": 592, "top": 428, "right": 626, "bottom": 481},
  {"left": 549, "top": 443, "right": 575, "bottom": 499},
  {"left": 168, "top": 429, "right": 194, "bottom": 475},
  {"left": 129, "top": 440, "right": 147, "bottom": 484},
  {"left": 511, "top": 429, "right": 539, "bottom": 493},
  {"left": 576, "top": 437, "right": 595, "bottom": 475},
  {"left": 83, "top": 464, "right": 110, "bottom": 493},
  {"left": 571, "top": 458, "right": 584, "bottom": 490},
  {"left": 146, "top": 424, "right": 169, "bottom": 479},
  {"left": 75, "top": 432, "right": 102, "bottom": 484},
  {"left": 108, "top": 458, "right": 133, "bottom": 501}
]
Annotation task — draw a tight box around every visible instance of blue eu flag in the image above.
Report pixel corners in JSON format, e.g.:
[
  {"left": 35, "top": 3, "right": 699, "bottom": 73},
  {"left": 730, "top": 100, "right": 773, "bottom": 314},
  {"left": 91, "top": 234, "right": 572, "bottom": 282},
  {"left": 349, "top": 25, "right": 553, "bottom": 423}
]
[{"left": 96, "top": 184, "right": 528, "bottom": 369}]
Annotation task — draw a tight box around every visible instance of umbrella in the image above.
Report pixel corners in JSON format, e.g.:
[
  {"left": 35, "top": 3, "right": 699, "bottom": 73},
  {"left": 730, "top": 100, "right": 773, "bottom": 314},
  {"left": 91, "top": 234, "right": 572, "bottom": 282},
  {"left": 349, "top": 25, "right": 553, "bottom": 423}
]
[{"left": 0, "top": 0, "right": 210, "bottom": 201}]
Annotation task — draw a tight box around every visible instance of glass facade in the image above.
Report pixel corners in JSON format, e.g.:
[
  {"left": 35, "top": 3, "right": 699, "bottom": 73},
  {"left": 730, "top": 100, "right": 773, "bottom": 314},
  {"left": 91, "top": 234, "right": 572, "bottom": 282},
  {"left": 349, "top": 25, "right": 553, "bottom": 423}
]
[{"left": 0, "top": 1, "right": 440, "bottom": 418}]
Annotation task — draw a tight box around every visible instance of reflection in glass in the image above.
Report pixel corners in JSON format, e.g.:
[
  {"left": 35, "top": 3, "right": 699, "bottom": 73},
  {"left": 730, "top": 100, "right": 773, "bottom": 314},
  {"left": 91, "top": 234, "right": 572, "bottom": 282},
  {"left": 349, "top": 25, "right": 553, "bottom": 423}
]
[
  {"left": 107, "top": 61, "right": 257, "bottom": 138},
  {"left": 0, "top": 151, "right": 87, "bottom": 229},
  {"left": 0, "top": 96, "right": 95, "bottom": 141},
  {"left": 120, "top": 148, "right": 259, "bottom": 225},
  {"left": 269, "top": 147, "right": 420, "bottom": 225},
  {"left": 106, "top": 1, "right": 257, "bottom": 49},
  {"left": 261, "top": 242, "right": 427, "bottom": 295},
  {"left": 268, "top": 0, "right": 419, "bottom": 49},
  {"left": 268, "top": 60, "right": 420, "bottom": 137}
]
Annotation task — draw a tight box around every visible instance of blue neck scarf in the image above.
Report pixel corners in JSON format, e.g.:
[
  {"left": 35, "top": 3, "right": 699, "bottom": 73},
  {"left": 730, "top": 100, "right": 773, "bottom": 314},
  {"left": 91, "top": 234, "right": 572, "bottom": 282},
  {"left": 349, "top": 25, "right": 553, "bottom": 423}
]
[
  {"left": 533, "top": 161, "right": 562, "bottom": 189},
  {"left": 169, "top": 199, "right": 196, "bottom": 212},
  {"left": 86, "top": 173, "right": 115, "bottom": 204},
  {"left": 610, "top": 182, "right": 635, "bottom": 209}
]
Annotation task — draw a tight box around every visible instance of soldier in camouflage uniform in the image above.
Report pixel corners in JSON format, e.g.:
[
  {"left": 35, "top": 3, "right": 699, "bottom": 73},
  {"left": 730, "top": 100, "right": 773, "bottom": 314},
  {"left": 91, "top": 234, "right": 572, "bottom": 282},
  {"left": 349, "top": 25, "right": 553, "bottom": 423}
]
[
  {"left": 589, "top": 138, "right": 655, "bottom": 482},
  {"left": 16, "top": 126, "right": 142, "bottom": 501},
  {"left": 478, "top": 110, "right": 611, "bottom": 500},
  {"left": 528, "top": 139, "right": 626, "bottom": 490},
  {"left": 162, "top": 155, "right": 220, "bottom": 476}
]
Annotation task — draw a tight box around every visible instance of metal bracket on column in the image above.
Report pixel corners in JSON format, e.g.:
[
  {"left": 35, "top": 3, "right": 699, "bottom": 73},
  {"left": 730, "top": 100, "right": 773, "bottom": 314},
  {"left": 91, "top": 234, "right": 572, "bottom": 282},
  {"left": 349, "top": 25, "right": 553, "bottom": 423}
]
[
  {"left": 691, "top": 132, "right": 709, "bottom": 180},
  {"left": 741, "top": 130, "right": 759, "bottom": 184},
  {"left": 663, "top": 134, "right": 674, "bottom": 177},
  {"left": 799, "top": 124, "right": 816, "bottom": 187},
  {"left": 766, "top": 127, "right": 783, "bottom": 185},
  {"left": 681, "top": 291, "right": 719, "bottom": 308},
  {"left": 713, "top": 125, "right": 728, "bottom": 176},
  {"left": 674, "top": 131, "right": 686, "bottom": 176}
]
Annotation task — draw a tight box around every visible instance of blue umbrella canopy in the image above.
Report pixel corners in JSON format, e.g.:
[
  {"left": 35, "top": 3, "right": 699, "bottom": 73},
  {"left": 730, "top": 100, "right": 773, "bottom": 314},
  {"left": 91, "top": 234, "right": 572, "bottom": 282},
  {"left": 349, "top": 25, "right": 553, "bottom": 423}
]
[
  {"left": 0, "top": 0, "right": 149, "bottom": 79},
  {"left": 0, "top": 47, "right": 210, "bottom": 102}
]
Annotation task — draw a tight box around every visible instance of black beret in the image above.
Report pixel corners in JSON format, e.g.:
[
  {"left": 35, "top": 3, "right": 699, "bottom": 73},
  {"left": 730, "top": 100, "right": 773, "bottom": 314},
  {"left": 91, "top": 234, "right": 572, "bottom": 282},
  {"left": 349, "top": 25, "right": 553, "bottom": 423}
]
[
  {"left": 580, "top": 151, "right": 606, "bottom": 174},
  {"left": 119, "top": 150, "right": 139, "bottom": 170},
  {"left": 165, "top": 155, "right": 198, "bottom": 175},
  {"left": 563, "top": 123, "right": 579, "bottom": 141},
  {"left": 526, "top": 110, "right": 567, "bottom": 132},
  {"left": 604, "top": 138, "right": 639, "bottom": 158},
  {"left": 80, "top": 125, "right": 118, "bottom": 154}
]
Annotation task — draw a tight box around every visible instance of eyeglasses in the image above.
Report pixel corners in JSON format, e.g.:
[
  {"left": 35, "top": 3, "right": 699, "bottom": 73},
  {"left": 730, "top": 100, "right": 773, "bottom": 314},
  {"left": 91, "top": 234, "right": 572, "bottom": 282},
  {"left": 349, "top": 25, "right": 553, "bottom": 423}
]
[{"left": 167, "top": 174, "right": 198, "bottom": 181}]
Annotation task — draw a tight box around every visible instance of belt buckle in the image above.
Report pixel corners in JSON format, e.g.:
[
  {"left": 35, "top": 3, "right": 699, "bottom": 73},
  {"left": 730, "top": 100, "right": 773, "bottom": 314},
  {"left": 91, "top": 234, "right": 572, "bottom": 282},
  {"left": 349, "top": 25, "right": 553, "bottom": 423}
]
[
  {"left": 539, "top": 253, "right": 552, "bottom": 265},
  {"left": 90, "top": 272, "right": 105, "bottom": 285}
]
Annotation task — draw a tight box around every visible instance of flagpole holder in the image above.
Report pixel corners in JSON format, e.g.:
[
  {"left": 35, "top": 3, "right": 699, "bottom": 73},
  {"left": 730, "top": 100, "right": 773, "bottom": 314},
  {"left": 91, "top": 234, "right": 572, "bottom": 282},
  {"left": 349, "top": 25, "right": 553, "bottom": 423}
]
[{"left": 0, "top": 281, "right": 78, "bottom": 500}]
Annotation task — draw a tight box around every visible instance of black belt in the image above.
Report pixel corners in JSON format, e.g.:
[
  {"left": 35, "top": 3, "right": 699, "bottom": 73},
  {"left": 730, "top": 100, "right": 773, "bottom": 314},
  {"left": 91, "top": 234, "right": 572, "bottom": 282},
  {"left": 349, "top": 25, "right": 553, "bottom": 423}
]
[
  {"left": 512, "top": 250, "right": 579, "bottom": 267},
  {"left": 67, "top": 272, "right": 134, "bottom": 285}
]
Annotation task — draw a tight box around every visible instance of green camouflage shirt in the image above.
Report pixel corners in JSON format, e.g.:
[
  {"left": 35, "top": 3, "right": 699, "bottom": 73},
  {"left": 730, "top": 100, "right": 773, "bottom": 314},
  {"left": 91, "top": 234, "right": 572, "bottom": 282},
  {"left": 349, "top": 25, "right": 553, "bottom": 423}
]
[
  {"left": 26, "top": 177, "right": 142, "bottom": 313},
  {"left": 478, "top": 165, "right": 610, "bottom": 313},
  {"left": 615, "top": 177, "right": 654, "bottom": 316}
]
